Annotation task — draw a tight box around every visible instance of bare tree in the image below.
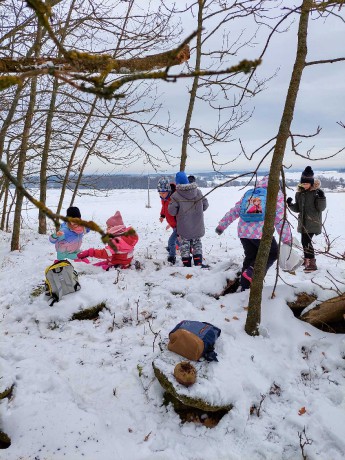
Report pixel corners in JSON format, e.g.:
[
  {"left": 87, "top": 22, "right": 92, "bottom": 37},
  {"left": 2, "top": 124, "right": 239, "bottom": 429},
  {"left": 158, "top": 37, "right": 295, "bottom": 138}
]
[{"left": 244, "top": 0, "right": 345, "bottom": 335}]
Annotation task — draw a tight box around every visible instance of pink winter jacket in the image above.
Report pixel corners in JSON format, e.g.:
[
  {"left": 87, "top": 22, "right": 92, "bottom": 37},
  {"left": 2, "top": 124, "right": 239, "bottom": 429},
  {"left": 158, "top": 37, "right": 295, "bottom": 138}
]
[{"left": 217, "top": 177, "right": 292, "bottom": 243}]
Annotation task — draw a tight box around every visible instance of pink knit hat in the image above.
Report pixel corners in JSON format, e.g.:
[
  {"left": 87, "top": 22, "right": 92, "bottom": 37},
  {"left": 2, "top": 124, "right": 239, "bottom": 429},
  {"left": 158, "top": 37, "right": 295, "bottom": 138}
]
[{"left": 106, "top": 211, "right": 126, "bottom": 235}]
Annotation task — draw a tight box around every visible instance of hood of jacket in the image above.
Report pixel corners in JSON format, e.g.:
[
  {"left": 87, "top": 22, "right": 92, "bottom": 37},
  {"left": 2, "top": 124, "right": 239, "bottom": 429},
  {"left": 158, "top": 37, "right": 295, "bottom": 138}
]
[
  {"left": 297, "top": 177, "right": 321, "bottom": 192},
  {"left": 61, "top": 222, "right": 85, "bottom": 234},
  {"left": 175, "top": 181, "right": 198, "bottom": 199}
]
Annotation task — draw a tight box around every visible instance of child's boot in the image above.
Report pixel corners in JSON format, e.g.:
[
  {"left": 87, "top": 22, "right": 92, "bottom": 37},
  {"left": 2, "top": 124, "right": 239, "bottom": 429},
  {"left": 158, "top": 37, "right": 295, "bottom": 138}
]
[
  {"left": 193, "top": 254, "right": 202, "bottom": 266},
  {"left": 304, "top": 258, "right": 317, "bottom": 272},
  {"left": 182, "top": 256, "right": 192, "bottom": 267},
  {"left": 167, "top": 255, "right": 176, "bottom": 265}
]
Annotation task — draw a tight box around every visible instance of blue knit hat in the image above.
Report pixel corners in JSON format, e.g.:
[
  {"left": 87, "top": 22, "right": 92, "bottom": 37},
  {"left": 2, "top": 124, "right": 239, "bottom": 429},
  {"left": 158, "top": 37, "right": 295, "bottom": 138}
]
[{"left": 175, "top": 171, "right": 189, "bottom": 185}]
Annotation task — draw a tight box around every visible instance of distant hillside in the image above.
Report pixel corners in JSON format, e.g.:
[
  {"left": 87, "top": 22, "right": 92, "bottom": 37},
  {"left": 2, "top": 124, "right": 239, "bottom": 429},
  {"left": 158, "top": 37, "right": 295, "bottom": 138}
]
[{"left": 24, "top": 170, "right": 344, "bottom": 190}]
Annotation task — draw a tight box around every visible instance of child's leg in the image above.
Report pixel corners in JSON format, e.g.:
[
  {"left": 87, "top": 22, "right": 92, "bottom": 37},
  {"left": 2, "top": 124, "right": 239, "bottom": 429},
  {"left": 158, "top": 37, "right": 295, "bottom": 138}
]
[
  {"left": 179, "top": 237, "right": 192, "bottom": 266},
  {"left": 266, "top": 237, "right": 278, "bottom": 271},
  {"left": 301, "top": 233, "right": 315, "bottom": 259},
  {"left": 191, "top": 238, "right": 203, "bottom": 266},
  {"left": 240, "top": 238, "right": 258, "bottom": 290},
  {"left": 167, "top": 228, "right": 178, "bottom": 257}
]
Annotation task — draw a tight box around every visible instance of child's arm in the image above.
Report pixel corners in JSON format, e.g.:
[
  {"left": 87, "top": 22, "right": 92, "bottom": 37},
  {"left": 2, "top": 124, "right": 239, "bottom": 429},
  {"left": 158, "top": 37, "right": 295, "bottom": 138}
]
[
  {"left": 49, "top": 230, "right": 64, "bottom": 243},
  {"left": 216, "top": 199, "right": 241, "bottom": 234},
  {"left": 315, "top": 190, "right": 326, "bottom": 211},
  {"left": 168, "top": 196, "right": 179, "bottom": 216},
  {"left": 287, "top": 193, "right": 300, "bottom": 212}
]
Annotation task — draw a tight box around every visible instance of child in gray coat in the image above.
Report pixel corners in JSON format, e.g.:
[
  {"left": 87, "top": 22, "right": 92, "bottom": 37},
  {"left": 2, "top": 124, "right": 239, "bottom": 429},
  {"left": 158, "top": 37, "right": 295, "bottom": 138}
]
[{"left": 168, "top": 171, "right": 209, "bottom": 267}]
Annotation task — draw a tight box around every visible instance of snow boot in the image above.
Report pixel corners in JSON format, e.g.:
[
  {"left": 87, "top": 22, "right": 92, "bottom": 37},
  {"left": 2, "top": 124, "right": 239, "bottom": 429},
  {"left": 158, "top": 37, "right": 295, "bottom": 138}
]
[
  {"left": 304, "top": 258, "right": 317, "bottom": 273},
  {"left": 242, "top": 266, "right": 254, "bottom": 283},
  {"left": 193, "top": 254, "right": 202, "bottom": 266},
  {"left": 167, "top": 255, "right": 176, "bottom": 265},
  {"left": 182, "top": 257, "right": 192, "bottom": 267}
]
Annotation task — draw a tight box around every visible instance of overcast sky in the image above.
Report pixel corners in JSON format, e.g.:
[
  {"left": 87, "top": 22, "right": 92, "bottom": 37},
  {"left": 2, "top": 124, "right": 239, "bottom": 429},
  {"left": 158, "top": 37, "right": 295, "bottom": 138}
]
[{"left": 88, "top": 4, "right": 345, "bottom": 175}]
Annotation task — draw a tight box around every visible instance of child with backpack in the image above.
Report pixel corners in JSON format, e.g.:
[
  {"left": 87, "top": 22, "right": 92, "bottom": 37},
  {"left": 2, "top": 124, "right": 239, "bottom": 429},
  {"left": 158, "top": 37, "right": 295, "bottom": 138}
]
[
  {"left": 286, "top": 166, "right": 326, "bottom": 272},
  {"left": 77, "top": 211, "right": 138, "bottom": 270},
  {"left": 215, "top": 176, "right": 292, "bottom": 291},
  {"left": 49, "top": 206, "right": 90, "bottom": 261},
  {"left": 157, "top": 177, "right": 178, "bottom": 265},
  {"left": 168, "top": 171, "right": 209, "bottom": 267}
]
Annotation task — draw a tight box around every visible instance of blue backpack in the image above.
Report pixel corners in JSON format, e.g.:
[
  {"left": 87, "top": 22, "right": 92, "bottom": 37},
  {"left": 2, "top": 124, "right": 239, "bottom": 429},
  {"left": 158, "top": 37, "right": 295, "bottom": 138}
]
[
  {"left": 168, "top": 320, "right": 221, "bottom": 362},
  {"left": 239, "top": 187, "right": 267, "bottom": 222}
]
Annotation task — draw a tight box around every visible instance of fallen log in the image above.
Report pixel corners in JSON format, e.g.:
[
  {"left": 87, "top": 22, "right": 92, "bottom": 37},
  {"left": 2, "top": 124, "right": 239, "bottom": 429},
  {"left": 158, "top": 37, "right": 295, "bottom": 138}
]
[{"left": 300, "top": 293, "right": 345, "bottom": 332}]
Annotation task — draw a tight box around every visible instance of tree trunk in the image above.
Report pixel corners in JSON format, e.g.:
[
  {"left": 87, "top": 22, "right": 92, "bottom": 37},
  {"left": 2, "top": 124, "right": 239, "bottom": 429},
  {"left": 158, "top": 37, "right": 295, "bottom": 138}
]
[
  {"left": 0, "top": 177, "right": 9, "bottom": 230},
  {"left": 56, "top": 97, "right": 98, "bottom": 215},
  {"left": 245, "top": 0, "right": 312, "bottom": 335},
  {"left": 38, "top": 0, "right": 75, "bottom": 234},
  {"left": 11, "top": 25, "right": 42, "bottom": 250},
  {"left": 180, "top": 0, "right": 203, "bottom": 171}
]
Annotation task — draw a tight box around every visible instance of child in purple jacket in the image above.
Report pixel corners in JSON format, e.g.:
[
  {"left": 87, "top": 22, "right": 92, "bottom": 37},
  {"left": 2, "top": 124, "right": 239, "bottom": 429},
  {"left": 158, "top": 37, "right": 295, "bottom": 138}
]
[{"left": 215, "top": 177, "right": 292, "bottom": 290}]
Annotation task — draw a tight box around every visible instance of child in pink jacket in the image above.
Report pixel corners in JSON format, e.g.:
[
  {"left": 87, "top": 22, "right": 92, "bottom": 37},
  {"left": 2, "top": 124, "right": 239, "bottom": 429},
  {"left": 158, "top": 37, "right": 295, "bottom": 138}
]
[{"left": 77, "top": 211, "right": 138, "bottom": 270}]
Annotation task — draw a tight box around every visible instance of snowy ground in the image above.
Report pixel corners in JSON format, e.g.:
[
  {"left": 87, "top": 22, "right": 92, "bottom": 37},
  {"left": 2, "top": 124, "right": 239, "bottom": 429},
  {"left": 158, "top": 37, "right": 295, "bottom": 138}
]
[{"left": 1, "top": 184, "right": 345, "bottom": 460}]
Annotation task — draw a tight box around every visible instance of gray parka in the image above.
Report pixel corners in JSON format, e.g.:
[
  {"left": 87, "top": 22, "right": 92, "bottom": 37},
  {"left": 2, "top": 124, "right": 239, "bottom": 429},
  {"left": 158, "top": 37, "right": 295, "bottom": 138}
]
[
  {"left": 168, "top": 182, "right": 209, "bottom": 239},
  {"left": 288, "top": 179, "right": 326, "bottom": 235}
]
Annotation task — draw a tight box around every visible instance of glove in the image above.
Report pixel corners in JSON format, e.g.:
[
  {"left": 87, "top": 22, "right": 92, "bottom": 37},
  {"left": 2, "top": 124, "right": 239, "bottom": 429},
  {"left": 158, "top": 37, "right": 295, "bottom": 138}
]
[
  {"left": 77, "top": 250, "right": 90, "bottom": 259},
  {"left": 286, "top": 197, "right": 293, "bottom": 206},
  {"left": 215, "top": 227, "right": 224, "bottom": 235},
  {"left": 315, "top": 189, "right": 325, "bottom": 198}
]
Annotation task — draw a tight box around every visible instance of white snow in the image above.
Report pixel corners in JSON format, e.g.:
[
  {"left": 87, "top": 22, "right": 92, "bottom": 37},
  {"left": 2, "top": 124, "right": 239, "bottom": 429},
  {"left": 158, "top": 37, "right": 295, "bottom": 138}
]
[{"left": 0, "top": 185, "right": 345, "bottom": 460}]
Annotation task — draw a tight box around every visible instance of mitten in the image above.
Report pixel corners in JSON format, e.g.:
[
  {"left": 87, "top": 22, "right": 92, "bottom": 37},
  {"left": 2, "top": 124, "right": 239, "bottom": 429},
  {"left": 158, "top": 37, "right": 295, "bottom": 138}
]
[
  {"left": 77, "top": 249, "right": 90, "bottom": 259},
  {"left": 286, "top": 197, "right": 293, "bottom": 206},
  {"left": 316, "top": 189, "right": 325, "bottom": 198},
  {"left": 215, "top": 227, "right": 224, "bottom": 235}
]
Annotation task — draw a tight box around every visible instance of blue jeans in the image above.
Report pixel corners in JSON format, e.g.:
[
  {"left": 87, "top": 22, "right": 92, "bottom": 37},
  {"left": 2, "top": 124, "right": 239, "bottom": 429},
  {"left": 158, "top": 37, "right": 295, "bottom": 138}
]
[{"left": 168, "top": 228, "right": 178, "bottom": 257}]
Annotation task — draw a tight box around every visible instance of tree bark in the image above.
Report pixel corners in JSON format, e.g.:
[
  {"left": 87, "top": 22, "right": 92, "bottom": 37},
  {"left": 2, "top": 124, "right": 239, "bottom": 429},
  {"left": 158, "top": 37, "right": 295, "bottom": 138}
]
[
  {"left": 245, "top": 0, "right": 312, "bottom": 335},
  {"left": 180, "top": 0, "right": 203, "bottom": 171},
  {"left": 38, "top": 0, "right": 76, "bottom": 234},
  {"left": 11, "top": 25, "right": 42, "bottom": 250},
  {"left": 0, "top": 45, "right": 190, "bottom": 75},
  {"left": 56, "top": 97, "right": 98, "bottom": 215}
]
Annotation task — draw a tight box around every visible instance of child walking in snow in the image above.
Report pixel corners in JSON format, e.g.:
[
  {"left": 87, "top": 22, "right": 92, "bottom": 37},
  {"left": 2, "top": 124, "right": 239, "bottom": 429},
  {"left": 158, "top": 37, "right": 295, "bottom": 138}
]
[
  {"left": 49, "top": 206, "right": 90, "bottom": 261},
  {"left": 287, "top": 166, "right": 326, "bottom": 272},
  {"left": 77, "top": 211, "right": 138, "bottom": 270},
  {"left": 215, "top": 177, "right": 292, "bottom": 291},
  {"left": 168, "top": 171, "right": 209, "bottom": 267},
  {"left": 157, "top": 177, "right": 178, "bottom": 265}
]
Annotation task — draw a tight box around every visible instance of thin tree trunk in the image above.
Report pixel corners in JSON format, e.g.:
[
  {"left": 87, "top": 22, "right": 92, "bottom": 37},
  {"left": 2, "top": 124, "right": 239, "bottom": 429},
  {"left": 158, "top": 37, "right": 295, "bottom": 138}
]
[
  {"left": 38, "top": 0, "right": 76, "bottom": 234},
  {"left": 245, "top": 0, "right": 312, "bottom": 335},
  {"left": 0, "top": 178, "right": 9, "bottom": 230},
  {"left": 38, "top": 78, "right": 58, "bottom": 234},
  {"left": 56, "top": 97, "right": 97, "bottom": 215},
  {"left": 11, "top": 25, "right": 42, "bottom": 250},
  {"left": 180, "top": 0, "right": 204, "bottom": 171}
]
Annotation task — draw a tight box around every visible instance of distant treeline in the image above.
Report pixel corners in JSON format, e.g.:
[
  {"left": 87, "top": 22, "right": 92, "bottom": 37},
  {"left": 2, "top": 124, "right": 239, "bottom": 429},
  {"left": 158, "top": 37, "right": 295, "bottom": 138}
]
[{"left": 25, "top": 173, "right": 344, "bottom": 190}]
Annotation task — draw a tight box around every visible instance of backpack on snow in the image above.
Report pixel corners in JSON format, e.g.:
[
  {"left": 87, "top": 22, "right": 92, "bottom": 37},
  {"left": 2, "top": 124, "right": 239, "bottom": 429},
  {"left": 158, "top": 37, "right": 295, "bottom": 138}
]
[
  {"left": 239, "top": 187, "right": 267, "bottom": 222},
  {"left": 168, "top": 320, "right": 221, "bottom": 362},
  {"left": 45, "top": 260, "right": 80, "bottom": 306}
]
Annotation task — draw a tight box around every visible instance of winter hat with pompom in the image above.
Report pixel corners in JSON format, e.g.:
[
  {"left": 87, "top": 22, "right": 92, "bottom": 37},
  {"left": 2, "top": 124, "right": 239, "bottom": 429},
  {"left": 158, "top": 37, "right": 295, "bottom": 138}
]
[
  {"left": 300, "top": 166, "right": 314, "bottom": 185},
  {"left": 106, "top": 211, "right": 126, "bottom": 235}
]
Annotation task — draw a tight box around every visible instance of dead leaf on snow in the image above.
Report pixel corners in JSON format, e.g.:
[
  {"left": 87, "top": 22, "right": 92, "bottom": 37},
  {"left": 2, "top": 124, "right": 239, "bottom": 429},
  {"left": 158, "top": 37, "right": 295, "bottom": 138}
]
[
  {"left": 298, "top": 407, "right": 306, "bottom": 416},
  {"left": 186, "top": 274, "right": 193, "bottom": 279}
]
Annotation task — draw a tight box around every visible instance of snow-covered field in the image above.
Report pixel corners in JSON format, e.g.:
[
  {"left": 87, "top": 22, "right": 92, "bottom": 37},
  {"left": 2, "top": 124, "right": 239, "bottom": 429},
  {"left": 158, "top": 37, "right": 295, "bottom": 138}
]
[{"left": 1, "top": 185, "right": 345, "bottom": 460}]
